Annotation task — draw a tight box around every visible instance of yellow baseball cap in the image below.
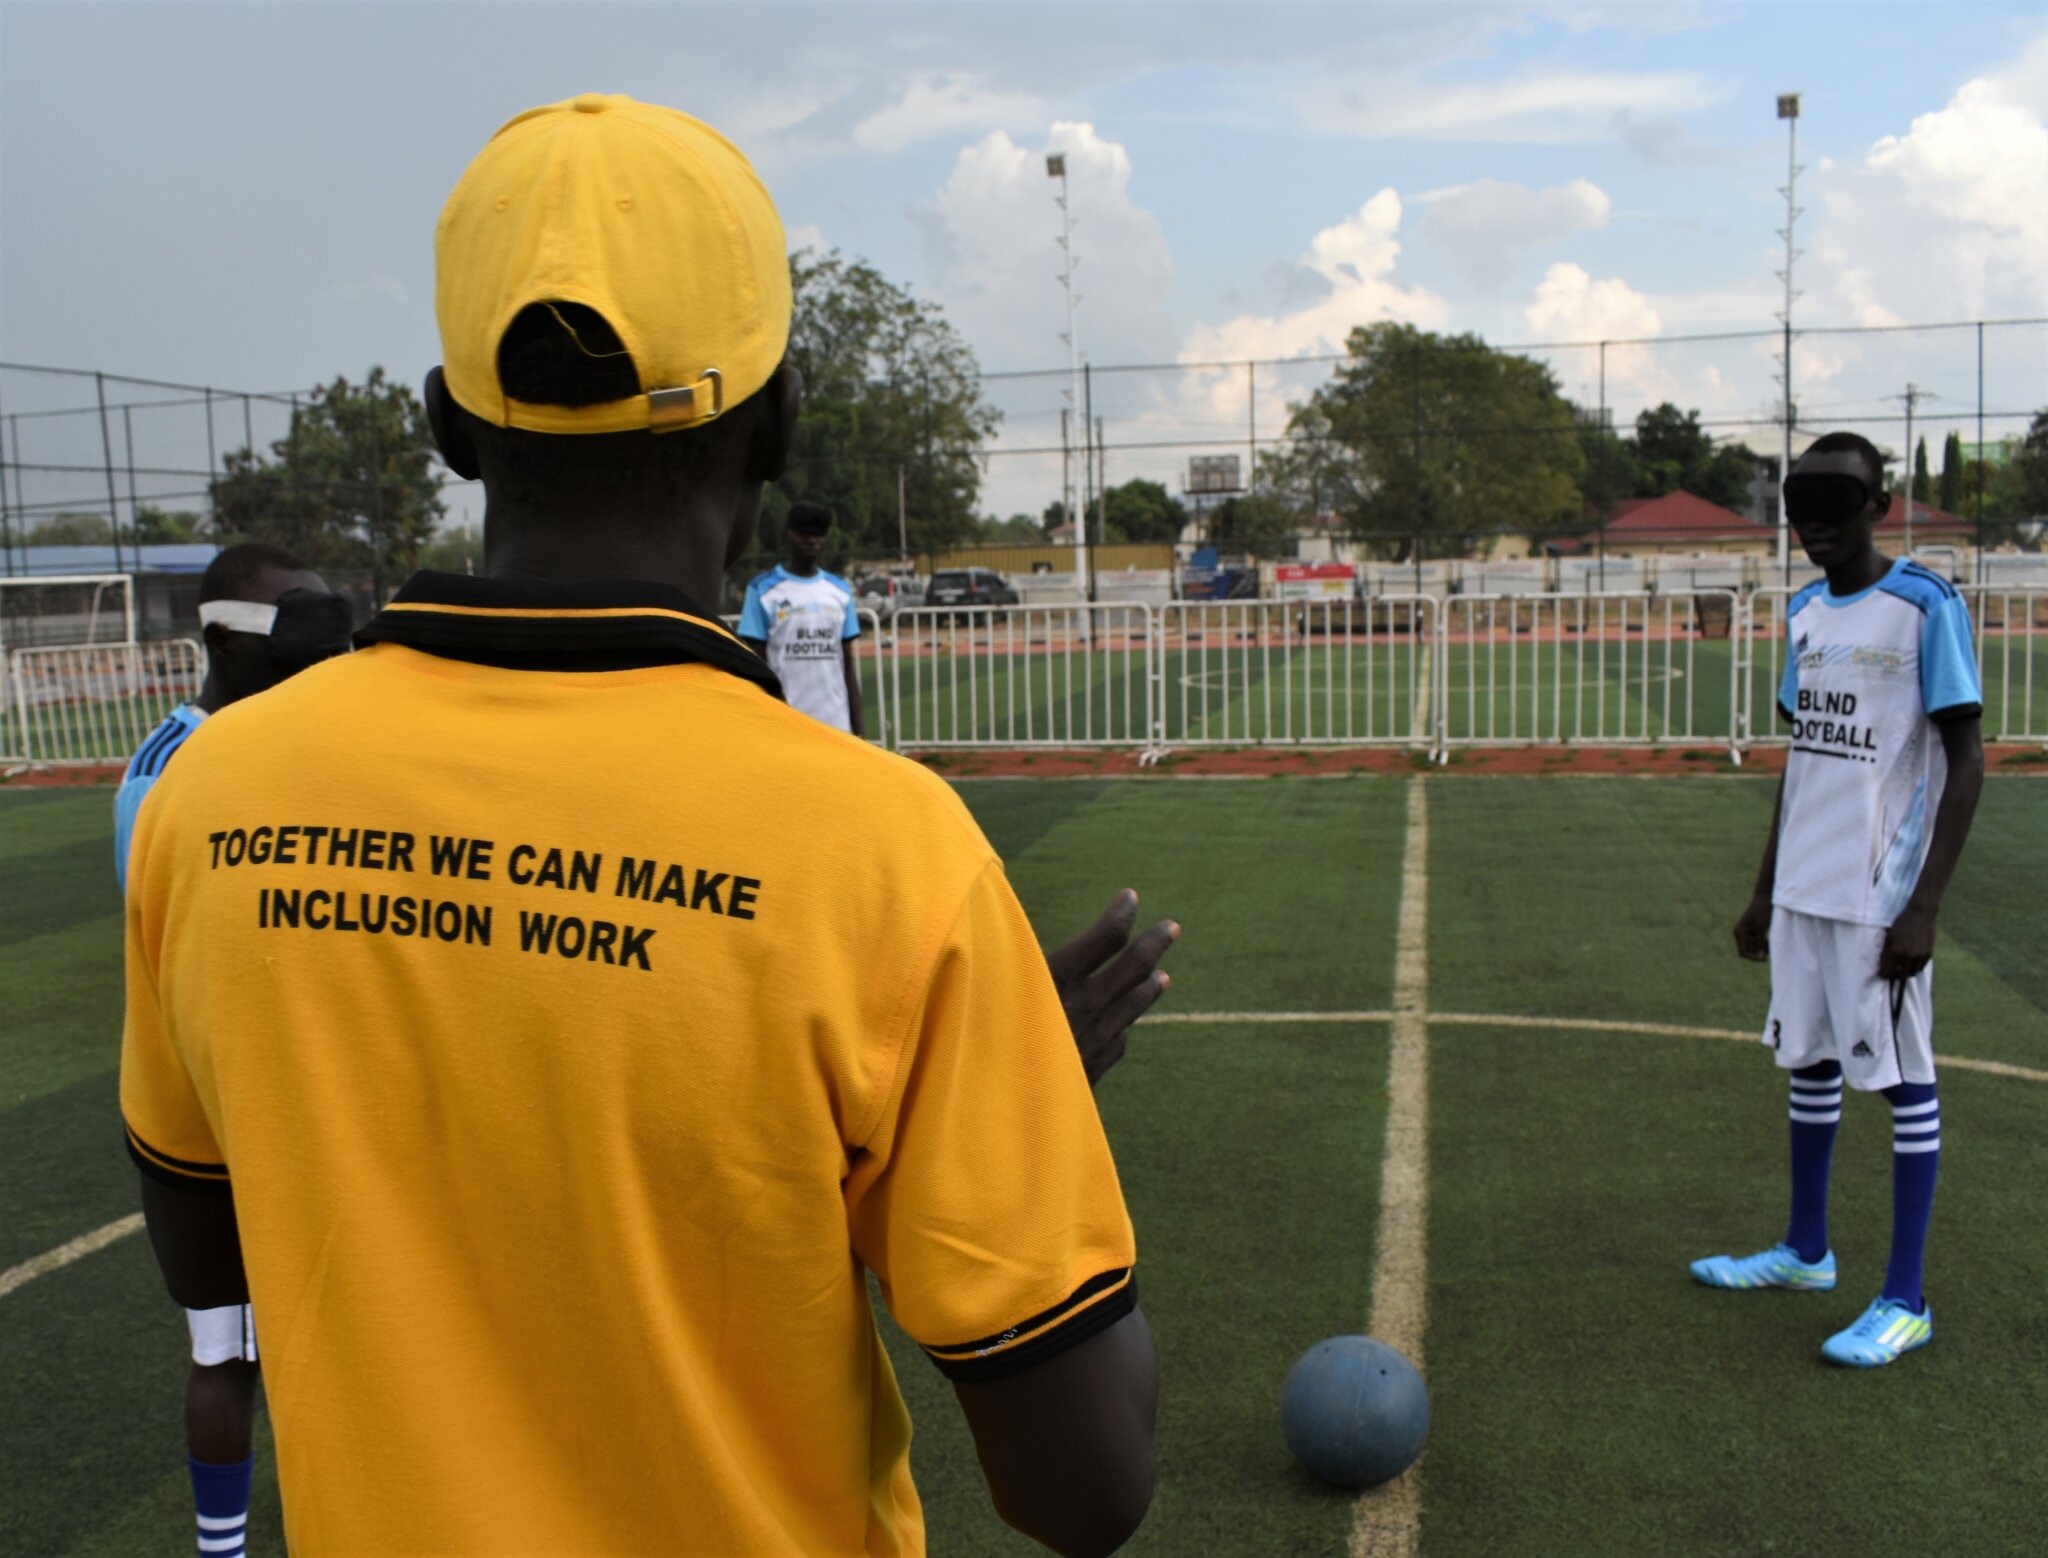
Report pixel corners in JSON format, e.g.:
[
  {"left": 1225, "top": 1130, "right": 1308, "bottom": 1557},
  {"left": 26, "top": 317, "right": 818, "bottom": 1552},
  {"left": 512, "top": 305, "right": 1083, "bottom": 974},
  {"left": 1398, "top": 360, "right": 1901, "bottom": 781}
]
[{"left": 436, "top": 92, "right": 791, "bottom": 435}]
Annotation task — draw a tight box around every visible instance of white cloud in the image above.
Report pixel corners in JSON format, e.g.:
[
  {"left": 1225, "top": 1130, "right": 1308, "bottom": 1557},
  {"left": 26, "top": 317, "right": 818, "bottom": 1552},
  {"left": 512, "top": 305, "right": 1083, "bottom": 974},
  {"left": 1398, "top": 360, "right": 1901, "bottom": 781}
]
[
  {"left": 1521, "top": 262, "right": 1690, "bottom": 419},
  {"left": 851, "top": 72, "right": 1050, "bottom": 154},
  {"left": 918, "top": 123, "right": 1179, "bottom": 519},
  {"left": 1418, "top": 177, "right": 1611, "bottom": 290},
  {"left": 1811, "top": 32, "right": 2048, "bottom": 324},
  {"left": 1182, "top": 191, "right": 1449, "bottom": 367},
  {"left": 920, "top": 122, "right": 1177, "bottom": 371},
  {"left": 1299, "top": 66, "right": 1726, "bottom": 143}
]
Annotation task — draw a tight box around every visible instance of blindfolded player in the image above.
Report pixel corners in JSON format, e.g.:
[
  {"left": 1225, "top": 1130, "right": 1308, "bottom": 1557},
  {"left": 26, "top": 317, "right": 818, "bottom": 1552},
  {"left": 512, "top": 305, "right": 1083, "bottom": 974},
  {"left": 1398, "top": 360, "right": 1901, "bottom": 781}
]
[
  {"left": 114, "top": 541, "right": 352, "bottom": 1558},
  {"left": 1693, "top": 431, "right": 1983, "bottom": 1369}
]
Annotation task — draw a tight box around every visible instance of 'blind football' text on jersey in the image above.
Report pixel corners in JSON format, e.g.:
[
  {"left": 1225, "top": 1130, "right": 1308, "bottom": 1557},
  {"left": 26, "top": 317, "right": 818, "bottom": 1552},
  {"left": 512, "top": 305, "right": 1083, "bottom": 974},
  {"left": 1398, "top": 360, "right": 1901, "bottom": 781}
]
[
  {"left": 1772, "top": 559, "right": 1981, "bottom": 926},
  {"left": 114, "top": 703, "right": 206, "bottom": 888},
  {"left": 119, "top": 572, "right": 1134, "bottom": 1557},
  {"left": 738, "top": 564, "right": 861, "bottom": 731}
]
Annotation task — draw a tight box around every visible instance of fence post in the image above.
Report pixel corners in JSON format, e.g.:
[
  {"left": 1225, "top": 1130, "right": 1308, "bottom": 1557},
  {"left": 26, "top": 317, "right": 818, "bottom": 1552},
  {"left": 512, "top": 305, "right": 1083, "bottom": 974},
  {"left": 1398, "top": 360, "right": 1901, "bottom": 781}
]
[
  {"left": 1410, "top": 338, "right": 1423, "bottom": 594},
  {"left": 94, "top": 372, "right": 125, "bottom": 575}
]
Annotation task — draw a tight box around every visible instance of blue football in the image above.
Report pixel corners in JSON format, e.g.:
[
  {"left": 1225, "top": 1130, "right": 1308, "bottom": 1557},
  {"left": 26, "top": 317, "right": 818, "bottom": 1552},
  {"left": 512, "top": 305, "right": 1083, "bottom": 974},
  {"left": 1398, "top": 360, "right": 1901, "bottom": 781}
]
[{"left": 1280, "top": 1335, "right": 1430, "bottom": 1490}]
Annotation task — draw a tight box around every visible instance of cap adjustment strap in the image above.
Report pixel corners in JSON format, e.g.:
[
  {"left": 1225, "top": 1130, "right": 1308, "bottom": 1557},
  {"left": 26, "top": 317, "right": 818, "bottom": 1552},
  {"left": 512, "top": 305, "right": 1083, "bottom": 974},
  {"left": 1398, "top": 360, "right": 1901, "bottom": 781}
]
[{"left": 648, "top": 368, "right": 723, "bottom": 433}]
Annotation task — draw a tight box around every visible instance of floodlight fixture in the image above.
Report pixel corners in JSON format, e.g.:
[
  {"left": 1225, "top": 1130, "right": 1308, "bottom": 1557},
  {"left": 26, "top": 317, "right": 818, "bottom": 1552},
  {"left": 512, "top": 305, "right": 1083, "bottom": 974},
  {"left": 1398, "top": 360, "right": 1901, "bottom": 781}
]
[
  {"left": 1777, "top": 93, "right": 1800, "bottom": 120},
  {"left": 1046, "top": 153, "right": 1066, "bottom": 178}
]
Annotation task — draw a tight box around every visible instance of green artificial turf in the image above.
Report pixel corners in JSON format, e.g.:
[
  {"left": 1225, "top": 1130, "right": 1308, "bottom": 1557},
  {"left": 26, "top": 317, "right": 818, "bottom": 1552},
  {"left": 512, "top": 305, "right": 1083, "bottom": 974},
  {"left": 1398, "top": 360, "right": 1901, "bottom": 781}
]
[{"left": 3, "top": 774, "right": 2043, "bottom": 1556}]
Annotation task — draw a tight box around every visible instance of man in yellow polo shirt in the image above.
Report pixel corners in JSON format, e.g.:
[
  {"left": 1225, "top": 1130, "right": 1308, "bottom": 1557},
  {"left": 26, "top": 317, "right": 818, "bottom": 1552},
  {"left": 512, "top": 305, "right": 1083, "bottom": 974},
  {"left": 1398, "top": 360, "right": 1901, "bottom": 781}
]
[{"left": 122, "top": 94, "right": 1166, "bottom": 1556}]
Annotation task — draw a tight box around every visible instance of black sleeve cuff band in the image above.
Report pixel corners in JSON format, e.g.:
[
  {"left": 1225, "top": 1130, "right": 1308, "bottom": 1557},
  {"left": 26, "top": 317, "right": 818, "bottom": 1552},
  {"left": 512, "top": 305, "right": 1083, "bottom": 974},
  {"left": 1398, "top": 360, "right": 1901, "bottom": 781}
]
[
  {"left": 922, "top": 1271, "right": 1139, "bottom": 1383},
  {"left": 125, "top": 1126, "right": 232, "bottom": 1196}
]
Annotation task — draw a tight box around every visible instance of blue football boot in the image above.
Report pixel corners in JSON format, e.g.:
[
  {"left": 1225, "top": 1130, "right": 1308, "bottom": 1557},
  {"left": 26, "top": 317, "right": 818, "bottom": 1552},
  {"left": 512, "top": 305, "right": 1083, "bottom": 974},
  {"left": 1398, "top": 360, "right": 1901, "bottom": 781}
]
[
  {"left": 1689, "top": 1242, "right": 1837, "bottom": 1291},
  {"left": 1821, "top": 1297, "right": 1932, "bottom": 1367}
]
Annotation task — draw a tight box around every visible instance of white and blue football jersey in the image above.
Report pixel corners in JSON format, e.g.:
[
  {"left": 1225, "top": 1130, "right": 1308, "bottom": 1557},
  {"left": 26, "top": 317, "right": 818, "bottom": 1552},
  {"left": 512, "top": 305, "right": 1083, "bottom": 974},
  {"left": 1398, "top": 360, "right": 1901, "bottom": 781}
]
[
  {"left": 737, "top": 566, "right": 862, "bottom": 733},
  {"left": 114, "top": 704, "right": 206, "bottom": 890},
  {"left": 1773, "top": 559, "right": 1981, "bottom": 926}
]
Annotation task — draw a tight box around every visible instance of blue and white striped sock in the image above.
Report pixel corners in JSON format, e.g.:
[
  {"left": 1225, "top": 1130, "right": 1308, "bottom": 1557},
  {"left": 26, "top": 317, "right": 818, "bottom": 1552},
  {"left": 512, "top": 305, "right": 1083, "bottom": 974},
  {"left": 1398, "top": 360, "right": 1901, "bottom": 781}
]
[
  {"left": 188, "top": 1456, "right": 251, "bottom": 1556},
  {"left": 1784, "top": 1062, "right": 1842, "bottom": 1264},
  {"left": 1882, "top": 1080, "right": 1940, "bottom": 1313}
]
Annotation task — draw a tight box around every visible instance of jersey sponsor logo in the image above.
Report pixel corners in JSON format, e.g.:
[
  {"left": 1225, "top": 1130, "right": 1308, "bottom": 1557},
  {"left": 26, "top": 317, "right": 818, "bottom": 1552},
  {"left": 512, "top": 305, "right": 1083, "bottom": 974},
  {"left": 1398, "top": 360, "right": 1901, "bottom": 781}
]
[{"left": 1852, "top": 646, "right": 1909, "bottom": 676}]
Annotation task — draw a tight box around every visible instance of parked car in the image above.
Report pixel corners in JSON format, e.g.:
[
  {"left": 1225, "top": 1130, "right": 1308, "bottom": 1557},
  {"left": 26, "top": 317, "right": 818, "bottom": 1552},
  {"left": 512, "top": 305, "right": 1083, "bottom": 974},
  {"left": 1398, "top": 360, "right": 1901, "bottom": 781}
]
[
  {"left": 924, "top": 567, "right": 1021, "bottom": 616},
  {"left": 854, "top": 572, "right": 926, "bottom": 621}
]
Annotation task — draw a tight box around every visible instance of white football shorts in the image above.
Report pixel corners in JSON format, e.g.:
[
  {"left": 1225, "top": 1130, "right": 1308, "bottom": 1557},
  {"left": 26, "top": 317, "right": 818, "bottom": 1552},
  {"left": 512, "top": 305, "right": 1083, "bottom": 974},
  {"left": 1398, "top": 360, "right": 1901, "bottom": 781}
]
[
  {"left": 186, "top": 1304, "right": 259, "bottom": 1367},
  {"left": 1763, "top": 907, "right": 1934, "bottom": 1092}
]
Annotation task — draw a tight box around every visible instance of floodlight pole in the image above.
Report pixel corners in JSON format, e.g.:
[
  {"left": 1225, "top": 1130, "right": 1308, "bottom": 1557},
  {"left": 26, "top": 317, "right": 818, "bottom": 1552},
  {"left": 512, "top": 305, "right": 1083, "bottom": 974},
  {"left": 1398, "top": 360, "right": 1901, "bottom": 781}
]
[
  {"left": 1774, "top": 93, "right": 1802, "bottom": 582},
  {"left": 1049, "top": 152, "right": 1088, "bottom": 598}
]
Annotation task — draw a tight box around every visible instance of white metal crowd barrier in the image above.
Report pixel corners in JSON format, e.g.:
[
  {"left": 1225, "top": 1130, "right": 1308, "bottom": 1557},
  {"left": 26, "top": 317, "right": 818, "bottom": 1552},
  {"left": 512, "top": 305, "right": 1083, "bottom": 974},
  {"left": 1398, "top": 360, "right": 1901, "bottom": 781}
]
[
  {"left": 1747, "top": 585, "right": 2046, "bottom": 748},
  {"left": 1439, "top": 591, "right": 1743, "bottom": 753},
  {"left": 884, "top": 603, "right": 1155, "bottom": 749},
  {"left": 1153, "top": 596, "right": 1439, "bottom": 748},
  {"left": 5, "top": 639, "right": 204, "bottom": 766}
]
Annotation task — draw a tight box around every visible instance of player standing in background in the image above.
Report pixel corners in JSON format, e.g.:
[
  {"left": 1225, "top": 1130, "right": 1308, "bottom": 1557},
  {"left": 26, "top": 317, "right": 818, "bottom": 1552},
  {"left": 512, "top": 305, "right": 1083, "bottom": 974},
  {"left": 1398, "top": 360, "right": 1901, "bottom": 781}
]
[
  {"left": 123, "top": 94, "right": 1171, "bottom": 1556},
  {"left": 1694, "top": 431, "right": 1983, "bottom": 1368},
  {"left": 738, "top": 500, "right": 865, "bottom": 736},
  {"left": 114, "top": 541, "right": 351, "bottom": 1558}
]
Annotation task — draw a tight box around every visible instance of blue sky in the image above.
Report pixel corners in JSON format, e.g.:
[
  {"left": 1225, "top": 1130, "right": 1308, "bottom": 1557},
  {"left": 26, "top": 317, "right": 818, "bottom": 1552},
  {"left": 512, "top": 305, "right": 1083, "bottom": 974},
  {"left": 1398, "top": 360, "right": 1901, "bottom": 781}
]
[{"left": 3, "top": 2, "right": 2044, "bottom": 521}]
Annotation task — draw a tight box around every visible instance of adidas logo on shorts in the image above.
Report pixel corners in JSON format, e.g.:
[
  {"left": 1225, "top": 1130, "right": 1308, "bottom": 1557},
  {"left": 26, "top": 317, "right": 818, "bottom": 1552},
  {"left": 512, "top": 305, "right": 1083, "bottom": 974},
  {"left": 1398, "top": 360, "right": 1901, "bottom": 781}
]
[{"left": 1852, "top": 1040, "right": 1874, "bottom": 1057}]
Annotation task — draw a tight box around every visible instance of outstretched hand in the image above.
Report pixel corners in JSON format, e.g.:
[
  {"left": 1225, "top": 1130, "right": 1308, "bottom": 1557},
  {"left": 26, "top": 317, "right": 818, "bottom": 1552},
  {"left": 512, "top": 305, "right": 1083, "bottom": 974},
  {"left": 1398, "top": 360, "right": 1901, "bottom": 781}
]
[{"left": 1045, "top": 890, "right": 1179, "bottom": 1086}]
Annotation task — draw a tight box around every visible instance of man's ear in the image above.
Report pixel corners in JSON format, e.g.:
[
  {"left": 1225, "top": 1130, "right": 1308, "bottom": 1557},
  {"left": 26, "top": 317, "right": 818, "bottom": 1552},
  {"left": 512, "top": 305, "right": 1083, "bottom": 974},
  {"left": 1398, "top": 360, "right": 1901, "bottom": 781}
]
[
  {"left": 1873, "top": 488, "right": 1894, "bottom": 521},
  {"left": 425, "top": 368, "right": 480, "bottom": 481},
  {"left": 746, "top": 363, "right": 803, "bottom": 483}
]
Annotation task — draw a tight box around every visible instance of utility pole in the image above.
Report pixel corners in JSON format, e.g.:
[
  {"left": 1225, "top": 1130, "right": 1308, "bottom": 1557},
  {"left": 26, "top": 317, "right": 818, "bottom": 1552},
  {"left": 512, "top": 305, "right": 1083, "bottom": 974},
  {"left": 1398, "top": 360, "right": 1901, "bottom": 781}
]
[
  {"left": 897, "top": 464, "right": 908, "bottom": 564},
  {"left": 1247, "top": 363, "right": 1257, "bottom": 498},
  {"left": 1774, "top": 92, "right": 1803, "bottom": 582},
  {"left": 1890, "top": 383, "right": 1936, "bottom": 555},
  {"left": 1048, "top": 152, "right": 1087, "bottom": 598}
]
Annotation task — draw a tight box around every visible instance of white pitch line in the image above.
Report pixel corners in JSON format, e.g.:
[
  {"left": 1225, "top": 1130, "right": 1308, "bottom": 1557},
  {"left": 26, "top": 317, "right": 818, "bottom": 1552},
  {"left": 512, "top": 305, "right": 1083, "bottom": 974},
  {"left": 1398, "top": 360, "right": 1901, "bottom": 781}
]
[
  {"left": 0, "top": 1212, "right": 144, "bottom": 1299},
  {"left": 1143, "top": 1009, "right": 1397, "bottom": 1025},
  {"left": 1141, "top": 1010, "right": 2048, "bottom": 1086},
  {"left": 1351, "top": 775, "right": 1430, "bottom": 1558}
]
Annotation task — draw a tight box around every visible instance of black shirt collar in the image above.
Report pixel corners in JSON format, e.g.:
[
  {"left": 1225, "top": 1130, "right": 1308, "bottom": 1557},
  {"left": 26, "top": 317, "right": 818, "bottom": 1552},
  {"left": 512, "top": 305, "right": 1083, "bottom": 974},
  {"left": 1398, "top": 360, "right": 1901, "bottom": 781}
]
[{"left": 355, "top": 571, "right": 782, "bottom": 698}]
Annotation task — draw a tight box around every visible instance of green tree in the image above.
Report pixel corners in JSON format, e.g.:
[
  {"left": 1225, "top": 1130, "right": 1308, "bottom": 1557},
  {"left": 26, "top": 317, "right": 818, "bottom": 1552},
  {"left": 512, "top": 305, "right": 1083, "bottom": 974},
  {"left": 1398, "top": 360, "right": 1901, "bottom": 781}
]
[
  {"left": 1911, "top": 437, "right": 1931, "bottom": 504},
  {"left": 974, "top": 513, "right": 1048, "bottom": 543},
  {"left": 1938, "top": 432, "right": 1964, "bottom": 513},
  {"left": 131, "top": 505, "right": 203, "bottom": 545},
  {"left": 1263, "top": 322, "right": 1584, "bottom": 558},
  {"left": 774, "top": 249, "right": 1000, "bottom": 557},
  {"left": 1100, "top": 479, "right": 1187, "bottom": 543},
  {"left": 1575, "top": 414, "right": 1641, "bottom": 521},
  {"left": 210, "top": 368, "right": 444, "bottom": 577},
  {"left": 1204, "top": 492, "right": 1298, "bottom": 556},
  {"left": 1629, "top": 402, "right": 1759, "bottom": 512},
  {"left": 420, "top": 522, "right": 484, "bottom": 573},
  {"left": 2011, "top": 411, "right": 2048, "bottom": 521},
  {"left": 27, "top": 513, "right": 113, "bottom": 546}
]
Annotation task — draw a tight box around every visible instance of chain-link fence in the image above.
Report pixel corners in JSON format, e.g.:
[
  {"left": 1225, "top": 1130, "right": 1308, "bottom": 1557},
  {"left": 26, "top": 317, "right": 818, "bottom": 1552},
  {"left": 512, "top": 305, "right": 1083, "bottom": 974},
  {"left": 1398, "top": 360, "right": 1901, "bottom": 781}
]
[{"left": 7, "top": 316, "right": 2043, "bottom": 597}]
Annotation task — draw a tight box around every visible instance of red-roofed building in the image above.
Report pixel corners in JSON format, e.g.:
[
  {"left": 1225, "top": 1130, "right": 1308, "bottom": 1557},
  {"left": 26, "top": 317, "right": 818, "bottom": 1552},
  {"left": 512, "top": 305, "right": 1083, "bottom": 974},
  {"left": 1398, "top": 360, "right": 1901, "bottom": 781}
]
[
  {"left": 1547, "top": 490, "right": 1980, "bottom": 558},
  {"left": 1549, "top": 490, "right": 1763, "bottom": 556},
  {"left": 1874, "top": 499, "right": 1977, "bottom": 547}
]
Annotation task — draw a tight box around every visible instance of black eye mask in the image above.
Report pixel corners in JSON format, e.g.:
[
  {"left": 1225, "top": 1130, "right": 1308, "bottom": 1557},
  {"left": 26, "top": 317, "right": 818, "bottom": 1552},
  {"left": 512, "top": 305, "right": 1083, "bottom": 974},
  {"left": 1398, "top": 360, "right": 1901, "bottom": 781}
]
[{"left": 1784, "top": 473, "right": 1870, "bottom": 528}]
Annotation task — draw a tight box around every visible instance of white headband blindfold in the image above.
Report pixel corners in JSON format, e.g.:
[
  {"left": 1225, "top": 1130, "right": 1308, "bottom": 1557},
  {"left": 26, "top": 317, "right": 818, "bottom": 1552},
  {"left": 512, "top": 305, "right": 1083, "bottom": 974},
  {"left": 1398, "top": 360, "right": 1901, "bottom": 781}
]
[{"left": 198, "top": 600, "right": 279, "bottom": 634}]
